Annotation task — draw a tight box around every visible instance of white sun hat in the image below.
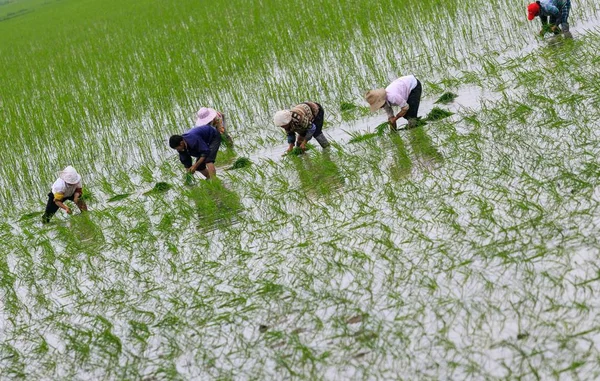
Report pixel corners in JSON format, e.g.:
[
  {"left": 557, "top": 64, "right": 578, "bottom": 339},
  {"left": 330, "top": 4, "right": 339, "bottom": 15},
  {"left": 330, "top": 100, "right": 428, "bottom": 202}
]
[
  {"left": 195, "top": 107, "right": 218, "bottom": 126},
  {"left": 59, "top": 166, "right": 81, "bottom": 184},
  {"left": 273, "top": 110, "right": 292, "bottom": 126}
]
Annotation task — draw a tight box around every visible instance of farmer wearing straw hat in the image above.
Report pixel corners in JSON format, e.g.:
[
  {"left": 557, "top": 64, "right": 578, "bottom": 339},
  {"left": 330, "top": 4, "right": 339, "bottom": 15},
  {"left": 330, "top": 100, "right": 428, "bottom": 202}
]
[
  {"left": 365, "top": 75, "right": 422, "bottom": 131},
  {"left": 195, "top": 107, "right": 234, "bottom": 146},
  {"left": 169, "top": 125, "right": 221, "bottom": 179},
  {"left": 527, "top": 0, "right": 572, "bottom": 38},
  {"left": 42, "top": 166, "right": 88, "bottom": 223},
  {"left": 273, "top": 102, "right": 330, "bottom": 154}
]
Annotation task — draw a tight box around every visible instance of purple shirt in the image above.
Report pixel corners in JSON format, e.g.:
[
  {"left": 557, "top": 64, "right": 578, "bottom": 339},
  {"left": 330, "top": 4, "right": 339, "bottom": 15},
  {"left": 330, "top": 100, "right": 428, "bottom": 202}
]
[{"left": 179, "top": 125, "right": 219, "bottom": 168}]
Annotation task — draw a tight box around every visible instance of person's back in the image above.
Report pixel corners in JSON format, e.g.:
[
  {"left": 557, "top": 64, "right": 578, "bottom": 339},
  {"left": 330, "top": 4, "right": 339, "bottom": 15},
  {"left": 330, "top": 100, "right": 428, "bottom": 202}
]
[{"left": 182, "top": 125, "right": 219, "bottom": 157}]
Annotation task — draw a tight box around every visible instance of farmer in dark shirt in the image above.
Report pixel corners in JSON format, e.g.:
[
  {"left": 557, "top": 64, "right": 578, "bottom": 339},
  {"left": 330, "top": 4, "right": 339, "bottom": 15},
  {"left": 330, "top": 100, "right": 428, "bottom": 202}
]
[
  {"left": 527, "top": 0, "right": 572, "bottom": 37},
  {"left": 169, "top": 125, "right": 221, "bottom": 179}
]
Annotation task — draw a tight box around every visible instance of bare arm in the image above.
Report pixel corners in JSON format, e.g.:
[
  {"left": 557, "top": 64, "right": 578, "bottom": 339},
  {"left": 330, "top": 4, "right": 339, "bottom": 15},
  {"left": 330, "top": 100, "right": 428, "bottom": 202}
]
[
  {"left": 73, "top": 190, "right": 88, "bottom": 212},
  {"left": 54, "top": 199, "right": 71, "bottom": 214},
  {"left": 189, "top": 156, "right": 207, "bottom": 173}
]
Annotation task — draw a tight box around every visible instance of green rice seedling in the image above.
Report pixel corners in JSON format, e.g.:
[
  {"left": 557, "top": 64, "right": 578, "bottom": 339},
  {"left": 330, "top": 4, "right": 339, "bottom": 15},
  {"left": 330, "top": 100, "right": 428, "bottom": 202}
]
[
  {"left": 287, "top": 147, "right": 307, "bottom": 156},
  {"left": 19, "top": 211, "right": 43, "bottom": 221},
  {"left": 348, "top": 131, "right": 380, "bottom": 144},
  {"left": 340, "top": 101, "right": 358, "bottom": 112},
  {"left": 348, "top": 122, "right": 389, "bottom": 143},
  {"left": 408, "top": 128, "right": 443, "bottom": 165},
  {"left": 184, "top": 172, "right": 196, "bottom": 186},
  {"left": 375, "top": 122, "right": 389, "bottom": 135},
  {"left": 143, "top": 182, "right": 172, "bottom": 196},
  {"left": 107, "top": 193, "right": 132, "bottom": 202},
  {"left": 424, "top": 107, "right": 454, "bottom": 121},
  {"left": 227, "top": 157, "right": 252, "bottom": 170},
  {"left": 216, "top": 144, "right": 237, "bottom": 165},
  {"left": 387, "top": 134, "right": 413, "bottom": 182},
  {"left": 434, "top": 92, "right": 458, "bottom": 104},
  {"left": 185, "top": 180, "right": 243, "bottom": 227}
]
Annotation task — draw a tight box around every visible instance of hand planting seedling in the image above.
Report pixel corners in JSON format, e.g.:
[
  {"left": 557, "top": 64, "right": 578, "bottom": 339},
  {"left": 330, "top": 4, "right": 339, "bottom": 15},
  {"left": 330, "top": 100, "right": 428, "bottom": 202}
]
[
  {"left": 287, "top": 146, "right": 306, "bottom": 156},
  {"left": 273, "top": 101, "right": 331, "bottom": 155}
]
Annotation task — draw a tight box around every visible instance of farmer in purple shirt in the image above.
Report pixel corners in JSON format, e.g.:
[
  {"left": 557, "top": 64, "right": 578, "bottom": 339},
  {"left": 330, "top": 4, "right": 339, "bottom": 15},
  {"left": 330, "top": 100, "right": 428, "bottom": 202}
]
[
  {"left": 169, "top": 125, "right": 221, "bottom": 179},
  {"left": 365, "top": 75, "right": 422, "bottom": 131}
]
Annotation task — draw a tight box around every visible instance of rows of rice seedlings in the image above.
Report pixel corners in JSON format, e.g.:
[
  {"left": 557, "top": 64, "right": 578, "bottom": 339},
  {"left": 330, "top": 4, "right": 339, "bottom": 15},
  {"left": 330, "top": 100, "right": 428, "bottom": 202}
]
[
  {"left": 1, "top": 0, "right": 599, "bottom": 215},
  {"left": 2, "top": 0, "right": 600, "bottom": 379}
]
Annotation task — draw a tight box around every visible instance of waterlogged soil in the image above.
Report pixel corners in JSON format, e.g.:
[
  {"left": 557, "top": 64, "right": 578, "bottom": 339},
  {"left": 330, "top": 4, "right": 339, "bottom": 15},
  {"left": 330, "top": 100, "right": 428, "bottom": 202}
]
[{"left": 3, "top": 5, "right": 600, "bottom": 381}]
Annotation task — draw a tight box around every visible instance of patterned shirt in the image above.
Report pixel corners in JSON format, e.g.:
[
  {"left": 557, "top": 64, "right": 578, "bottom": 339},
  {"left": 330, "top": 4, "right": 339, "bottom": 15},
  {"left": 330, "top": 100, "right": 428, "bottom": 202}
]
[
  {"left": 288, "top": 102, "right": 319, "bottom": 135},
  {"left": 538, "top": 0, "right": 568, "bottom": 21}
]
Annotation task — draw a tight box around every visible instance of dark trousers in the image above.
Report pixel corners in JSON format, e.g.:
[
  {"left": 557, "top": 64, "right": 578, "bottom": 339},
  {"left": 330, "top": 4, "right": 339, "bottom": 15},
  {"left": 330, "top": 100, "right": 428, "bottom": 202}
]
[
  {"left": 406, "top": 80, "right": 422, "bottom": 120},
  {"left": 196, "top": 136, "right": 221, "bottom": 171},
  {"left": 42, "top": 192, "right": 74, "bottom": 222},
  {"left": 312, "top": 103, "right": 325, "bottom": 137}
]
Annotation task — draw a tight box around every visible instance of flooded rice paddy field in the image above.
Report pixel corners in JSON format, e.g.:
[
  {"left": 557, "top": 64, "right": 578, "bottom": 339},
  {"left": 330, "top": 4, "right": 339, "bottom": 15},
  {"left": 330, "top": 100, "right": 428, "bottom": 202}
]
[{"left": 2, "top": 0, "right": 600, "bottom": 379}]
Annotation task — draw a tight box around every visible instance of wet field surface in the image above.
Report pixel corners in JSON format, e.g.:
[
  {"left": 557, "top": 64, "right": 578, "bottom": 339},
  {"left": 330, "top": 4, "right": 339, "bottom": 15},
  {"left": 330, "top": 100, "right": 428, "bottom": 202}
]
[{"left": 2, "top": 0, "right": 600, "bottom": 379}]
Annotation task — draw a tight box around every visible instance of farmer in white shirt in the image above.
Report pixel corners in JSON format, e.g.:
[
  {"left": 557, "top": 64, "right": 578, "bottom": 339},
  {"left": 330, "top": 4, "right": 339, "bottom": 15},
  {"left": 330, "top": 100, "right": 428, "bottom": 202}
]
[
  {"left": 365, "top": 75, "right": 422, "bottom": 131},
  {"left": 42, "top": 166, "right": 88, "bottom": 223}
]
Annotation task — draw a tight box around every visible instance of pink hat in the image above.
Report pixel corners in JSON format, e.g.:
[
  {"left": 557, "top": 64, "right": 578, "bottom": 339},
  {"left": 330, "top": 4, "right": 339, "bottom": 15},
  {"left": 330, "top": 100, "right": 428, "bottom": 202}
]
[{"left": 195, "top": 107, "right": 218, "bottom": 126}]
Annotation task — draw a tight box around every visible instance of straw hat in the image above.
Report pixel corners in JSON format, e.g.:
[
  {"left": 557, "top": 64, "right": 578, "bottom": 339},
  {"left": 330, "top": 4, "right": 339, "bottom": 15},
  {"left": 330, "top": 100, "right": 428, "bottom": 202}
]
[
  {"left": 365, "top": 89, "right": 387, "bottom": 112},
  {"left": 273, "top": 110, "right": 292, "bottom": 126},
  {"left": 195, "top": 107, "right": 218, "bottom": 126},
  {"left": 59, "top": 166, "right": 81, "bottom": 184}
]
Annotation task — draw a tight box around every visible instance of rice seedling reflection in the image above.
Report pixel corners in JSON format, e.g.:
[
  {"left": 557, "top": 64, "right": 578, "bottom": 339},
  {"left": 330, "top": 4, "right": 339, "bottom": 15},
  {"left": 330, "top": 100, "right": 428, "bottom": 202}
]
[
  {"left": 288, "top": 150, "right": 345, "bottom": 197},
  {"left": 184, "top": 180, "right": 244, "bottom": 228}
]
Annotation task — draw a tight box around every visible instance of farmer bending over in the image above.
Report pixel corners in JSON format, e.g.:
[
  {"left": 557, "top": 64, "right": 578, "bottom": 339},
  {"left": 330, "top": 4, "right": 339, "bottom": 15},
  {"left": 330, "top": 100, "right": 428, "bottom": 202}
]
[
  {"left": 273, "top": 102, "right": 330, "bottom": 155},
  {"left": 169, "top": 125, "right": 221, "bottom": 179},
  {"left": 366, "top": 75, "right": 422, "bottom": 131},
  {"left": 527, "top": 0, "right": 572, "bottom": 38},
  {"left": 195, "top": 107, "right": 234, "bottom": 147},
  {"left": 42, "top": 166, "right": 88, "bottom": 223}
]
